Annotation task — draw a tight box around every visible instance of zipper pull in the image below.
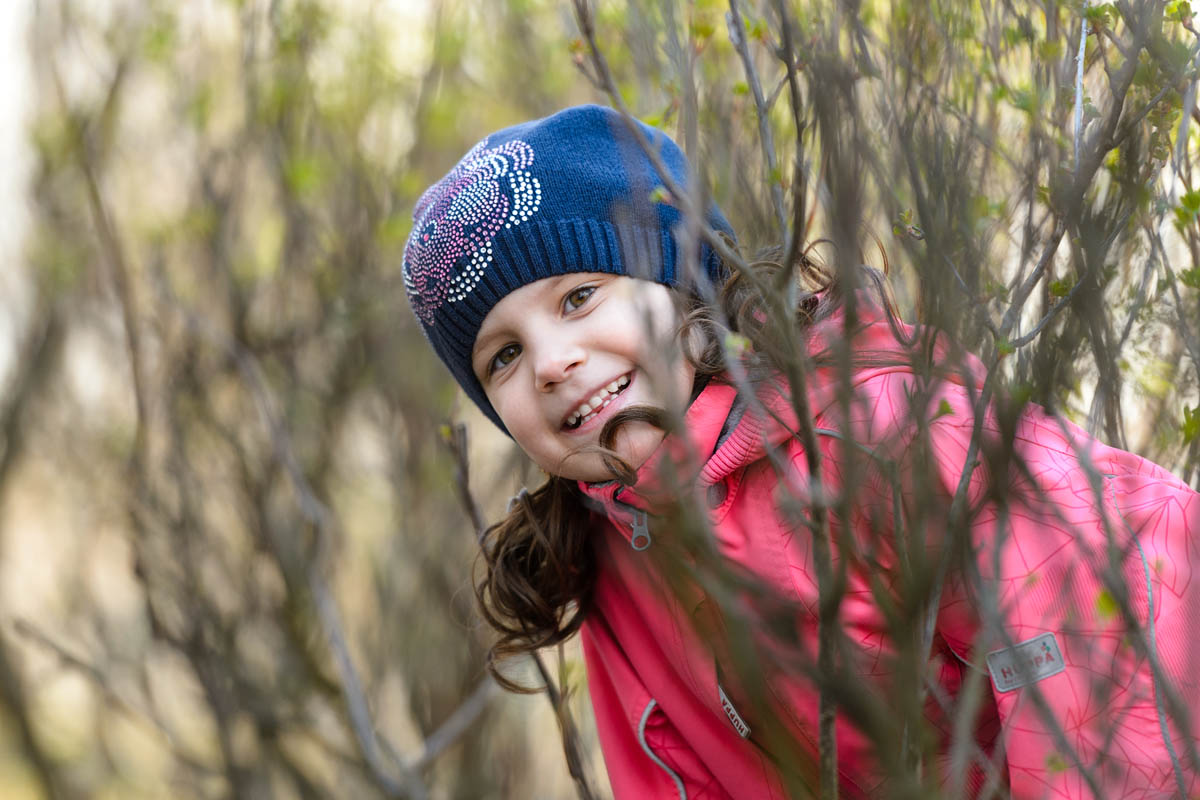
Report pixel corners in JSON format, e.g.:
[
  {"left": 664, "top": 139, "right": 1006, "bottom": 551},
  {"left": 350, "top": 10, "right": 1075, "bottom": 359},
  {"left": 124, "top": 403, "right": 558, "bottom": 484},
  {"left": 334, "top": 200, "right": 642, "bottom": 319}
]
[{"left": 630, "top": 508, "right": 651, "bottom": 551}]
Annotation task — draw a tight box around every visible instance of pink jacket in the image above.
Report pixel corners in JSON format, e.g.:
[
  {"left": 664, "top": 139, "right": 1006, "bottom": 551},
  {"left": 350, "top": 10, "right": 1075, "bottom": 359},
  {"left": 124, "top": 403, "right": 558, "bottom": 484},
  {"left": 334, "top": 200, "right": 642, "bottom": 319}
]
[{"left": 577, "top": 304, "right": 1200, "bottom": 799}]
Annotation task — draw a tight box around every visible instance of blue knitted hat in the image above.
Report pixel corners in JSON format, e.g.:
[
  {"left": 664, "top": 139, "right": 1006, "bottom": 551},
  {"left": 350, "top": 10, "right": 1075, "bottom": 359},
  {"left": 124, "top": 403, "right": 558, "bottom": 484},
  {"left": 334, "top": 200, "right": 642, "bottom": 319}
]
[{"left": 402, "top": 104, "right": 734, "bottom": 431}]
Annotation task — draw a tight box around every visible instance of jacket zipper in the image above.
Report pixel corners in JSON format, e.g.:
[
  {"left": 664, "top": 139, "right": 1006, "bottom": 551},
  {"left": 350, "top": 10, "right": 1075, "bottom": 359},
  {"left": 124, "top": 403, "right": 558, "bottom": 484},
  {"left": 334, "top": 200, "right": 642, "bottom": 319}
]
[
  {"left": 638, "top": 699, "right": 687, "bottom": 800},
  {"left": 629, "top": 507, "right": 651, "bottom": 551},
  {"left": 597, "top": 490, "right": 651, "bottom": 551}
]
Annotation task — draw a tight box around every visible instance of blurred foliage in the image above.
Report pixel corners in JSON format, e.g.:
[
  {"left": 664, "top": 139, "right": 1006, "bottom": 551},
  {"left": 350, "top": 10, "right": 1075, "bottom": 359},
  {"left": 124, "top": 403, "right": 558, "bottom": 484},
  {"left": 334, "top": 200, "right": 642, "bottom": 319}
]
[
  {"left": 1, "top": 0, "right": 1198, "bottom": 798},
  {"left": 10, "top": 0, "right": 604, "bottom": 798}
]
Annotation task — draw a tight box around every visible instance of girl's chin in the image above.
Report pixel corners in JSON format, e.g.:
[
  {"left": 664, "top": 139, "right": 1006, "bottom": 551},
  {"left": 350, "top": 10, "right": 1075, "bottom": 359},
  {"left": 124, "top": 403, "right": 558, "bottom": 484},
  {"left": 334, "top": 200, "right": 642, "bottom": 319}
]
[
  {"left": 556, "top": 424, "right": 667, "bottom": 483},
  {"left": 611, "top": 425, "right": 667, "bottom": 468}
]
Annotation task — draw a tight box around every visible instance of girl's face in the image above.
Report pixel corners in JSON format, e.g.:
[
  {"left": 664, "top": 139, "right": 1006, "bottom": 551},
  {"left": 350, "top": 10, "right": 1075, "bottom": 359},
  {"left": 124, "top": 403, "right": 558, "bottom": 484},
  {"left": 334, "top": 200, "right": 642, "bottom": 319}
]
[{"left": 471, "top": 273, "right": 695, "bottom": 482}]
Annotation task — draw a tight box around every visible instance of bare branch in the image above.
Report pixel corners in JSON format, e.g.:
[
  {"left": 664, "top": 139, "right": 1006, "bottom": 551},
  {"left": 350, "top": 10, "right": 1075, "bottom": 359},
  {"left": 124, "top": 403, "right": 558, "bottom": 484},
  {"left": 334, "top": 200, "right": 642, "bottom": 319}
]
[
  {"left": 1074, "top": 3, "right": 1090, "bottom": 174},
  {"left": 407, "top": 678, "right": 497, "bottom": 771},
  {"left": 440, "top": 423, "right": 598, "bottom": 800},
  {"left": 727, "top": 0, "right": 787, "bottom": 236}
]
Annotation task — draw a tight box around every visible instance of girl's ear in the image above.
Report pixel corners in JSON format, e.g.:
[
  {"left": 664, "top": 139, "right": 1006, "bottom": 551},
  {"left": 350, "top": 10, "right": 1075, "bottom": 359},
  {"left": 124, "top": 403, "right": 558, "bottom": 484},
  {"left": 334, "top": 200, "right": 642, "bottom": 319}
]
[
  {"left": 681, "top": 317, "right": 707, "bottom": 367},
  {"left": 673, "top": 290, "right": 719, "bottom": 372}
]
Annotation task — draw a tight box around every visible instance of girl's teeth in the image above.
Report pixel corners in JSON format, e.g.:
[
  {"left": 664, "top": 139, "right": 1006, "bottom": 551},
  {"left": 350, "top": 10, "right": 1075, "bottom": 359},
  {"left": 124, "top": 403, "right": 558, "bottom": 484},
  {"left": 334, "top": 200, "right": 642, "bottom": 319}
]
[{"left": 565, "top": 373, "right": 632, "bottom": 428}]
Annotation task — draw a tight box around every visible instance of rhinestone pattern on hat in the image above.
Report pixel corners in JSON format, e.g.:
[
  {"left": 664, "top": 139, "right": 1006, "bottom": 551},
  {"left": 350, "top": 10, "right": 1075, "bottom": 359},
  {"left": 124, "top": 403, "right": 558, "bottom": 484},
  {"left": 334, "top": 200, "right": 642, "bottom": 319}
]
[{"left": 404, "top": 138, "right": 542, "bottom": 325}]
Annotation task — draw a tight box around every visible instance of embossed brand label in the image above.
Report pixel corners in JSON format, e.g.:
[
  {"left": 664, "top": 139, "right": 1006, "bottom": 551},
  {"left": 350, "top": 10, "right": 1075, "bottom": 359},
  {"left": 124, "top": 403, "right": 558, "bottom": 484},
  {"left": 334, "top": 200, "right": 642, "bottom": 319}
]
[
  {"left": 718, "top": 684, "right": 751, "bottom": 738},
  {"left": 986, "top": 632, "right": 1065, "bottom": 693}
]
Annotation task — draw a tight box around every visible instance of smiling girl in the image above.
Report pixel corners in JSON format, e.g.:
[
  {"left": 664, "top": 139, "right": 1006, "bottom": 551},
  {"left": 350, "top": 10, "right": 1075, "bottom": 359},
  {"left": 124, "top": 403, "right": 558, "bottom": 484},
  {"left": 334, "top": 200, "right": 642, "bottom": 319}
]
[
  {"left": 402, "top": 105, "right": 1200, "bottom": 798},
  {"left": 469, "top": 272, "right": 692, "bottom": 483}
]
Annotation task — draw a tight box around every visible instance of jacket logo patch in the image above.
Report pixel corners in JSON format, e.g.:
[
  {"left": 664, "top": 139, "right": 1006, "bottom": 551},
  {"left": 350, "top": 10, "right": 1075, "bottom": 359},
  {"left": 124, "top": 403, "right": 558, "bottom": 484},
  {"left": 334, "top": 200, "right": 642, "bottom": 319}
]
[
  {"left": 986, "top": 632, "right": 1065, "bottom": 693},
  {"left": 718, "top": 684, "right": 751, "bottom": 738}
]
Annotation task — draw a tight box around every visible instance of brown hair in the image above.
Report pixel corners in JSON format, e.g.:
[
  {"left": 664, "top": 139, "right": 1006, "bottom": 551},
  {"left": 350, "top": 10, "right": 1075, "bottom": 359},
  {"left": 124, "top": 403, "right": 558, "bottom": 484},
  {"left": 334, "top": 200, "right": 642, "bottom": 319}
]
[{"left": 474, "top": 247, "right": 896, "bottom": 691}]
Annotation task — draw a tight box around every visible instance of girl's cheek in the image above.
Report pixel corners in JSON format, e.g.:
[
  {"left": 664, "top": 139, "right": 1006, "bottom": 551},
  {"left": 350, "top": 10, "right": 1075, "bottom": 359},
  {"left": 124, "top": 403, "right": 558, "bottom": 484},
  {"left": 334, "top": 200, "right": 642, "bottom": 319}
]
[{"left": 637, "top": 308, "right": 678, "bottom": 352}]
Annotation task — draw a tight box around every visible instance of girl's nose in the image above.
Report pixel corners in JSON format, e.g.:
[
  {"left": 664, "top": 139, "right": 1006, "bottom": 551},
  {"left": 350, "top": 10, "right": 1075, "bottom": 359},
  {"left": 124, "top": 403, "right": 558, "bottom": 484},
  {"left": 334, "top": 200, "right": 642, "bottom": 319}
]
[{"left": 533, "top": 341, "right": 586, "bottom": 391}]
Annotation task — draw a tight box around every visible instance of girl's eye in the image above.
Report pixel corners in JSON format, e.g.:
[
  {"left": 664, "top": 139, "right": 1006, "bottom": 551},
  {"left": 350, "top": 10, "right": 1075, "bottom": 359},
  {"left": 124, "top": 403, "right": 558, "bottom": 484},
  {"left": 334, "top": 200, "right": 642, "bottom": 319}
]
[
  {"left": 564, "top": 286, "right": 595, "bottom": 311},
  {"left": 489, "top": 343, "right": 521, "bottom": 375}
]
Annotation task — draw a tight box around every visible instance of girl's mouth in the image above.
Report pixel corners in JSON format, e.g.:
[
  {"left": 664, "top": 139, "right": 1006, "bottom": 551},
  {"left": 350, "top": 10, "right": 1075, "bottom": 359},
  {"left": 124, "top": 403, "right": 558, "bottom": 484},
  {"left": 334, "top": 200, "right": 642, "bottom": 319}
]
[{"left": 563, "top": 373, "right": 632, "bottom": 430}]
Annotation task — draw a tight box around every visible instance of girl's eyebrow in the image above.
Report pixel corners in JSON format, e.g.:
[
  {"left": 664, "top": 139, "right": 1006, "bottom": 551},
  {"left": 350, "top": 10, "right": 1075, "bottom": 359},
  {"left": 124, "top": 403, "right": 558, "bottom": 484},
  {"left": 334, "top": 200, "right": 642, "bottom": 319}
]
[
  {"left": 472, "top": 325, "right": 508, "bottom": 370},
  {"left": 471, "top": 335, "right": 495, "bottom": 368}
]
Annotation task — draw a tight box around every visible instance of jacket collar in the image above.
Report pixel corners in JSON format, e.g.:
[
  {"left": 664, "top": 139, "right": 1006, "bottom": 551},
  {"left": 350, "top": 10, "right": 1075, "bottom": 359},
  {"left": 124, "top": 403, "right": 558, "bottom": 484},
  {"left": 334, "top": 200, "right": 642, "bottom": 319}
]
[{"left": 576, "top": 296, "right": 949, "bottom": 530}]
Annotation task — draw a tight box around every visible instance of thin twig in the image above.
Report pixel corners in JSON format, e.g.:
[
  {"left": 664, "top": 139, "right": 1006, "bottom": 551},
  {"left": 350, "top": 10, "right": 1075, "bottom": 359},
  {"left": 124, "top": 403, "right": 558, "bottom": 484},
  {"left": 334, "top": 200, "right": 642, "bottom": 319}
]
[
  {"left": 1074, "top": 2, "right": 1090, "bottom": 174},
  {"left": 772, "top": 0, "right": 812, "bottom": 270},
  {"left": 440, "top": 424, "right": 598, "bottom": 800},
  {"left": 445, "top": 423, "right": 487, "bottom": 543},
  {"left": 1111, "top": 82, "right": 1179, "bottom": 150},
  {"left": 1174, "top": 34, "right": 1200, "bottom": 172},
  {"left": 727, "top": 0, "right": 787, "bottom": 235},
  {"left": 408, "top": 678, "right": 497, "bottom": 770},
  {"left": 1000, "top": 220, "right": 1066, "bottom": 337},
  {"left": 534, "top": 652, "right": 599, "bottom": 800}
]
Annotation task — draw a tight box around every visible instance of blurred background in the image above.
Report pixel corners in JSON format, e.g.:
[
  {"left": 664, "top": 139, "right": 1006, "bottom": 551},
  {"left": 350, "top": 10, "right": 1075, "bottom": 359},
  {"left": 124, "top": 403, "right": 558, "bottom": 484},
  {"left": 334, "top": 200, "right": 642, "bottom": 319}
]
[
  {"left": 3, "top": 2, "right": 612, "bottom": 797},
  {"left": 1, "top": 0, "right": 1198, "bottom": 798}
]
